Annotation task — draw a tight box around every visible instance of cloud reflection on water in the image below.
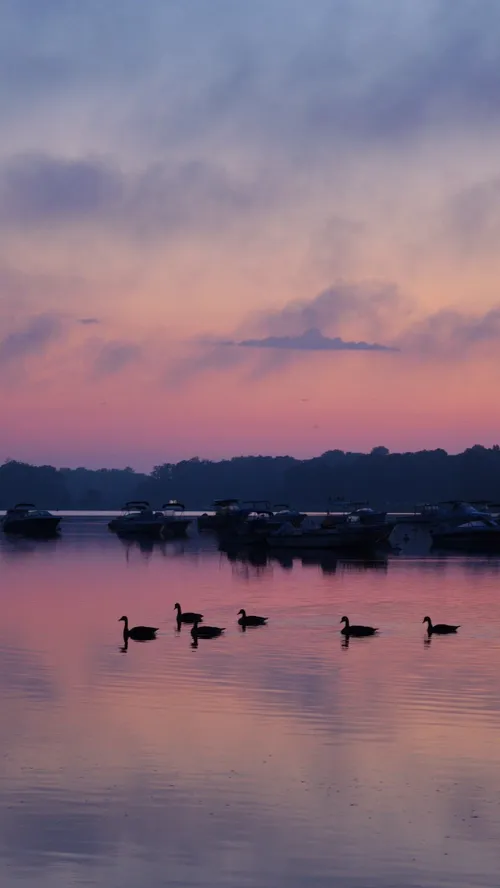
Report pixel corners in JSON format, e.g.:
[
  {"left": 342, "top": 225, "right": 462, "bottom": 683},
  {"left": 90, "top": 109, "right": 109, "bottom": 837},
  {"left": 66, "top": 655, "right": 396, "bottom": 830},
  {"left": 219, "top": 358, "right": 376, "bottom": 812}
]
[{"left": 1, "top": 523, "right": 500, "bottom": 885}]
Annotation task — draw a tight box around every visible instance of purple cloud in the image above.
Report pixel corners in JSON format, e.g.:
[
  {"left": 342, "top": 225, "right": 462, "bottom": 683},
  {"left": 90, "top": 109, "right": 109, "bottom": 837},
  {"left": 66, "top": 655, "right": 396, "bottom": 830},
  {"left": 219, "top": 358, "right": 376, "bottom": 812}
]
[
  {"left": 232, "top": 327, "right": 398, "bottom": 352},
  {"left": 0, "top": 313, "right": 63, "bottom": 365},
  {"left": 0, "top": 153, "right": 271, "bottom": 238},
  {"left": 93, "top": 341, "right": 142, "bottom": 377},
  {"left": 397, "top": 306, "right": 500, "bottom": 356},
  {"left": 0, "top": 154, "right": 122, "bottom": 224}
]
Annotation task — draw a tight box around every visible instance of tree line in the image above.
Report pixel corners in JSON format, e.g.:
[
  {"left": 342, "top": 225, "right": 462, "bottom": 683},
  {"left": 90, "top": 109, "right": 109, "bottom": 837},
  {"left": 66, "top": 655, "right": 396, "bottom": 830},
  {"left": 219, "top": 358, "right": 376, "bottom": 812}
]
[{"left": 1, "top": 445, "right": 500, "bottom": 511}]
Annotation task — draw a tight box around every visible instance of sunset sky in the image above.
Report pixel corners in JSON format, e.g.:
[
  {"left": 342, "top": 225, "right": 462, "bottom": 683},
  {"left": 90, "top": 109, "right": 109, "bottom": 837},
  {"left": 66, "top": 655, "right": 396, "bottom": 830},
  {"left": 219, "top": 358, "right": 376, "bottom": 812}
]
[{"left": 2, "top": 0, "right": 500, "bottom": 470}]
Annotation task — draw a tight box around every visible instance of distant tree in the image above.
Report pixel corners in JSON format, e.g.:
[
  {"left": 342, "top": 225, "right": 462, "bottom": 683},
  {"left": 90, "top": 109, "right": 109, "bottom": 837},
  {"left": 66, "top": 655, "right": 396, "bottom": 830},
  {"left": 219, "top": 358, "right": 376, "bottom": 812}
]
[{"left": 2, "top": 446, "right": 500, "bottom": 510}]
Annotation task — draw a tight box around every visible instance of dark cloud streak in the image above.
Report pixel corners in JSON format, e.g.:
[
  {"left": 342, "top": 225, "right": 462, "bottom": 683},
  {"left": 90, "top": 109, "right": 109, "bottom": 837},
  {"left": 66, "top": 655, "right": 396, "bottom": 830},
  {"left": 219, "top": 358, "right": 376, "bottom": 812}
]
[{"left": 232, "top": 328, "right": 398, "bottom": 352}]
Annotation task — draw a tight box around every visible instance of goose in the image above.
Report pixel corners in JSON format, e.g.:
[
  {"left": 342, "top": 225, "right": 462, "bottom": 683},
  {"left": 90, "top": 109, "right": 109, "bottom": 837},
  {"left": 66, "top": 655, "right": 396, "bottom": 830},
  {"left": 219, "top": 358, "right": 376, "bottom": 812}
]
[
  {"left": 237, "top": 608, "right": 268, "bottom": 627},
  {"left": 174, "top": 602, "right": 203, "bottom": 624},
  {"left": 422, "top": 616, "right": 460, "bottom": 635},
  {"left": 190, "top": 618, "right": 225, "bottom": 640},
  {"left": 340, "top": 615, "right": 378, "bottom": 637},
  {"left": 119, "top": 616, "right": 158, "bottom": 641}
]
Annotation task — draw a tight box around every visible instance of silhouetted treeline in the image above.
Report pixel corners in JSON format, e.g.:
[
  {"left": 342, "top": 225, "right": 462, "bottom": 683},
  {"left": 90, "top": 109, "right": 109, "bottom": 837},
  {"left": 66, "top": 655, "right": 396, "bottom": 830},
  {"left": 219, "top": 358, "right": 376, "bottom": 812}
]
[{"left": 2, "top": 445, "right": 500, "bottom": 511}]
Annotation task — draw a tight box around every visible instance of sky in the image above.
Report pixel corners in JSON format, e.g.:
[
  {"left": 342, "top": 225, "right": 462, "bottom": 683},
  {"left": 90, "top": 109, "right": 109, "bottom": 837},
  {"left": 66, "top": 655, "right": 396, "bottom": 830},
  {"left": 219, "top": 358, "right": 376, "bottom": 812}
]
[{"left": 2, "top": 0, "right": 500, "bottom": 470}]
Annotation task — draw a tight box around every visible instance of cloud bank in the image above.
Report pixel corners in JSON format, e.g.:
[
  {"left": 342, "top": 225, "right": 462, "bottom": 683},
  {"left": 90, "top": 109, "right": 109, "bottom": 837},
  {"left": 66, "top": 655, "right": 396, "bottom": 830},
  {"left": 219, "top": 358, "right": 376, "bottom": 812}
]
[{"left": 0, "top": 153, "right": 271, "bottom": 239}]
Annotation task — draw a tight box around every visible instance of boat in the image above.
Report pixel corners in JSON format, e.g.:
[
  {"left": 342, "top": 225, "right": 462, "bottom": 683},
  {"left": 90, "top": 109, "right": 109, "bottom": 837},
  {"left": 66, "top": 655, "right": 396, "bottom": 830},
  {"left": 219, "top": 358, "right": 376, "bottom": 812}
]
[
  {"left": 265, "top": 516, "right": 394, "bottom": 550},
  {"left": 322, "top": 503, "right": 388, "bottom": 528},
  {"left": 216, "top": 504, "right": 306, "bottom": 547},
  {"left": 271, "top": 504, "right": 306, "bottom": 527},
  {"left": 160, "top": 501, "right": 192, "bottom": 538},
  {"left": 405, "top": 500, "right": 494, "bottom": 526},
  {"left": 430, "top": 518, "right": 500, "bottom": 551},
  {"left": 244, "top": 504, "right": 306, "bottom": 534},
  {"left": 108, "top": 501, "right": 191, "bottom": 539},
  {"left": 2, "top": 503, "right": 61, "bottom": 536},
  {"left": 197, "top": 499, "right": 243, "bottom": 531},
  {"left": 197, "top": 499, "right": 273, "bottom": 532}
]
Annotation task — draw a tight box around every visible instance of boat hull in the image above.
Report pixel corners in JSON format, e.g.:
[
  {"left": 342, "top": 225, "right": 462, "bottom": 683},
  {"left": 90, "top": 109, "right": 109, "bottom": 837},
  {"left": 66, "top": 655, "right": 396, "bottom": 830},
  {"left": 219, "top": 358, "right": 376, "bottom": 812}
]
[
  {"left": 110, "top": 518, "right": 191, "bottom": 539},
  {"left": 160, "top": 519, "right": 191, "bottom": 539},
  {"left": 266, "top": 523, "right": 394, "bottom": 550},
  {"left": 2, "top": 516, "right": 61, "bottom": 537},
  {"left": 431, "top": 529, "right": 500, "bottom": 552},
  {"left": 197, "top": 514, "right": 239, "bottom": 532}
]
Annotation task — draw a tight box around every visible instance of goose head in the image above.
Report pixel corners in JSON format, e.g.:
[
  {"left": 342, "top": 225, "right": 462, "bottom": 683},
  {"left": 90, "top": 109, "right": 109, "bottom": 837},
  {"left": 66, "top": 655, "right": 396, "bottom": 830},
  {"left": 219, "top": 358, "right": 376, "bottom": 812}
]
[
  {"left": 422, "top": 616, "right": 432, "bottom": 626},
  {"left": 118, "top": 615, "right": 128, "bottom": 624},
  {"left": 340, "top": 616, "right": 349, "bottom": 625},
  {"left": 174, "top": 603, "right": 181, "bottom": 612},
  {"left": 237, "top": 609, "right": 246, "bottom": 617}
]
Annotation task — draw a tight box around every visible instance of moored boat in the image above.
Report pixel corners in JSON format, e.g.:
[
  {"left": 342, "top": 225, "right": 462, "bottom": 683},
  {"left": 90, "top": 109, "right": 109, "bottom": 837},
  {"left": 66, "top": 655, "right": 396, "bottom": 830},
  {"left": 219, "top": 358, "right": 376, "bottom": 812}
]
[
  {"left": 2, "top": 503, "right": 61, "bottom": 536},
  {"left": 160, "top": 501, "right": 192, "bottom": 538},
  {"left": 109, "top": 501, "right": 191, "bottom": 539},
  {"left": 322, "top": 504, "right": 388, "bottom": 528},
  {"left": 407, "top": 500, "right": 493, "bottom": 526},
  {"left": 430, "top": 518, "right": 500, "bottom": 551},
  {"left": 197, "top": 499, "right": 243, "bottom": 531},
  {"left": 271, "top": 504, "right": 306, "bottom": 528},
  {"left": 265, "top": 517, "right": 394, "bottom": 550},
  {"left": 197, "top": 499, "right": 273, "bottom": 532}
]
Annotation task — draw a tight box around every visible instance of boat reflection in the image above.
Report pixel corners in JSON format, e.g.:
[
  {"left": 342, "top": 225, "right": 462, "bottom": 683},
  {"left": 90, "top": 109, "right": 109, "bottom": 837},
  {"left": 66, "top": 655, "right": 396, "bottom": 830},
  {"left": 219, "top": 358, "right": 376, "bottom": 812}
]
[
  {"left": 118, "top": 536, "right": 190, "bottom": 561},
  {"left": 219, "top": 544, "right": 389, "bottom": 574},
  {"left": 0, "top": 534, "right": 61, "bottom": 559}
]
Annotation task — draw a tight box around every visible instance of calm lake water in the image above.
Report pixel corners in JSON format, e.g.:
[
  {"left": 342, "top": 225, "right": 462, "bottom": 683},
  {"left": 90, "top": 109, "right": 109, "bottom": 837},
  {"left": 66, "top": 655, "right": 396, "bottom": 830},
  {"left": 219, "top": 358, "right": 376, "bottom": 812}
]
[{"left": 1, "top": 518, "right": 500, "bottom": 887}]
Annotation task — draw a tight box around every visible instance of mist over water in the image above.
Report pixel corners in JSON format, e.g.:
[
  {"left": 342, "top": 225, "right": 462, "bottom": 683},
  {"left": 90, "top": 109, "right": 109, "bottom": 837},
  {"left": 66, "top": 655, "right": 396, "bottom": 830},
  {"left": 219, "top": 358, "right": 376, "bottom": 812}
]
[{"left": 1, "top": 518, "right": 500, "bottom": 887}]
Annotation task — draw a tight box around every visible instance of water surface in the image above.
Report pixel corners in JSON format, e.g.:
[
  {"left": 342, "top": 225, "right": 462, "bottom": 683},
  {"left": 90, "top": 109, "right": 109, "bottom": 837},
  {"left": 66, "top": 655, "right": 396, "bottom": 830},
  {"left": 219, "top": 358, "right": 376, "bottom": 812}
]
[{"left": 1, "top": 519, "right": 500, "bottom": 887}]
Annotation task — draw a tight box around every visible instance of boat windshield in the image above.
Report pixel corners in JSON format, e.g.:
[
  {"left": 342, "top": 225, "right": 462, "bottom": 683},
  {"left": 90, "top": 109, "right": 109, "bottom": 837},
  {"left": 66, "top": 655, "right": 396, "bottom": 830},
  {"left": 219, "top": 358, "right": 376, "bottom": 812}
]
[{"left": 162, "top": 501, "right": 185, "bottom": 514}]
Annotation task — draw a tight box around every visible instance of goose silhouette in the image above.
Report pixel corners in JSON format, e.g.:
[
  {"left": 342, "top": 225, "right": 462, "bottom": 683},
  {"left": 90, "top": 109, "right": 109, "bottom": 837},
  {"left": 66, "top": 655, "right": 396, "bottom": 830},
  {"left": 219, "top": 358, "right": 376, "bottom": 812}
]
[
  {"left": 422, "top": 616, "right": 460, "bottom": 635},
  {"left": 174, "top": 602, "right": 203, "bottom": 624},
  {"left": 191, "top": 618, "right": 225, "bottom": 640},
  {"left": 119, "top": 616, "right": 158, "bottom": 641},
  {"left": 340, "top": 616, "right": 378, "bottom": 637},
  {"left": 237, "top": 609, "right": 268, "bottom": 627}
]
